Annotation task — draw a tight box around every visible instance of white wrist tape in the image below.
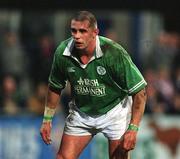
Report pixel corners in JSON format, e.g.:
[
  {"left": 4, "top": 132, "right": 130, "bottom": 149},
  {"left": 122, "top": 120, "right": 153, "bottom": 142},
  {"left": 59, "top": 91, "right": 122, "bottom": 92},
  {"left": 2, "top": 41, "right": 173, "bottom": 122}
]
[{"left": 43, "top": 106, "right": 56, "bottom": 122}]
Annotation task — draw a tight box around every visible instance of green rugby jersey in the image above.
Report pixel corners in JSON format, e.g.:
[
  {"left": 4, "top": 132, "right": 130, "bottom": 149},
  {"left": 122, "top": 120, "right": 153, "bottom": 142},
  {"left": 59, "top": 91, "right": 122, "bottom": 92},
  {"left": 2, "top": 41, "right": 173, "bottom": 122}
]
[{"left": 49, "top": 36, "right": 147, "bottom": 115}]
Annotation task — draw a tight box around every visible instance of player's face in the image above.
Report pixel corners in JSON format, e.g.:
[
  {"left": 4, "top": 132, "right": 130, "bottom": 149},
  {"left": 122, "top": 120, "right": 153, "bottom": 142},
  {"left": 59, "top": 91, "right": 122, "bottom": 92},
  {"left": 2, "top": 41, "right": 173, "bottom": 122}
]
[{"left": 71, "top": 20, "right": 98, "bottom": 50}]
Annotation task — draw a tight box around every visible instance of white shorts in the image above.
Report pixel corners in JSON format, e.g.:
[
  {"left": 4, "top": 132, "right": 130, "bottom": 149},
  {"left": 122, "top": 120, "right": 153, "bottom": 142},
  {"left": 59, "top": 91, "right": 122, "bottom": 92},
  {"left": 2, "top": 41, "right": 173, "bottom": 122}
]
[{"left": 64, "top": 96, "right": 132, "bottom": 140}]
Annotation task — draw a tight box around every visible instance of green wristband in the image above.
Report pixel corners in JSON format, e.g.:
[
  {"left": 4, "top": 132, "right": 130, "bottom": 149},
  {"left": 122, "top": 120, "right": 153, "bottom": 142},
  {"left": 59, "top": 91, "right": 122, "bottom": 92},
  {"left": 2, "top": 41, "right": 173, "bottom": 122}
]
[
  {"left": 43, "top": 116, "right": 53, "bottom": 122},
  {"left": 128, "top": 124, "right": 139, "bottom": 131}
]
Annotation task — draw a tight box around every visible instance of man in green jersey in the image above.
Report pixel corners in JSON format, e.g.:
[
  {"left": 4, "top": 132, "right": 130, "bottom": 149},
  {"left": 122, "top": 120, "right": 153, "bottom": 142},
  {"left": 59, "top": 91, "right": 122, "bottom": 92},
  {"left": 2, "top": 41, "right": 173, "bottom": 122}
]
[{"left": 40, "top": 10, "right": 147, "bottom": 159}]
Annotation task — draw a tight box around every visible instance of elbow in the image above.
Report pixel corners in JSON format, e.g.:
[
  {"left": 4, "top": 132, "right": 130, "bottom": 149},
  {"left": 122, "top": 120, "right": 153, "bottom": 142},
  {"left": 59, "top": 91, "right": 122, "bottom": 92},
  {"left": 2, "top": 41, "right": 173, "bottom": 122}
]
[{"left": 133, "top": 88, "right": 147, "bottom": 105}]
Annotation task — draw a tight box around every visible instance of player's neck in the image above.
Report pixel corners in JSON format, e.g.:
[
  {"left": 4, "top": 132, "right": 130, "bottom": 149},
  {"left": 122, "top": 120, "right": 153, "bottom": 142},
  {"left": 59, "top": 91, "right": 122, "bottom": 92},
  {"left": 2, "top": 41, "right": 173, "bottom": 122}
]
[
  {"left": 79, "top": 48, "right": 94, "bottom": 57},
  {"left": 76, "top": 42, "right": 96, "bottom": 64},
  {"left": 77, "top": 49, "right": 95, "bottom": 64}
]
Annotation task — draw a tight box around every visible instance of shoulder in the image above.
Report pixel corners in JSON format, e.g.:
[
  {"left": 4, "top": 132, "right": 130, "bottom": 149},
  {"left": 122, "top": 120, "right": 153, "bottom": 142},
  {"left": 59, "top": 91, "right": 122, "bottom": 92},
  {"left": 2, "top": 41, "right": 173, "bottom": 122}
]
[
  {"left": 51, "top": 37, "right": 72, "bottom": 66},
  {"left": 99, "top": 36, "right": 129, "bottom": 58},
  {"left": 54, "top": 37, "right": 72, "bottom": 57}
]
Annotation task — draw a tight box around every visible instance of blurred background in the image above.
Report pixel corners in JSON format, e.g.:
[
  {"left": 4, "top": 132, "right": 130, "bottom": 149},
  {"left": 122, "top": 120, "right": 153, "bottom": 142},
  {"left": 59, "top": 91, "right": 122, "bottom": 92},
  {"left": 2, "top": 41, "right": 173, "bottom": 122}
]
[{"left": 0, "top": 1, "right": 180, "bottom": 159}]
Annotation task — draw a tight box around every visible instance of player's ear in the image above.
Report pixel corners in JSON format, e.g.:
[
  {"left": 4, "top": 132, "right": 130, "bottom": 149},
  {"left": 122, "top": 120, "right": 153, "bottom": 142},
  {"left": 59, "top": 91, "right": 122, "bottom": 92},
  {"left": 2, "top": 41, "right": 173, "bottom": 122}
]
[
  {"left": 93, "top": 28, "right": 99, "bottom": 38},
  {"left": 95, "top": 28, "right": 99, "bottom": 35}
]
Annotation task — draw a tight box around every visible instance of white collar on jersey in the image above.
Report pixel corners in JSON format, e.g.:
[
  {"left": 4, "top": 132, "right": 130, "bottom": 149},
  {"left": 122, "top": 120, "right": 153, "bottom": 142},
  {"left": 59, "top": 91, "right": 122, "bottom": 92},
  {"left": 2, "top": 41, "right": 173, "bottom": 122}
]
[{"left": 62, "top": 36, "right": 103, "bottom": 58}]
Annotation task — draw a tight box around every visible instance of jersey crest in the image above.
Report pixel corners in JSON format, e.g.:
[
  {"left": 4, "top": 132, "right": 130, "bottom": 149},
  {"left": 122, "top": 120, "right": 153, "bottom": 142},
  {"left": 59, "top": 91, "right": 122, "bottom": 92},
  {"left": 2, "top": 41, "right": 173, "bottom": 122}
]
[{"left": 97, "top": 66, "right": 106, "bottom": 75}]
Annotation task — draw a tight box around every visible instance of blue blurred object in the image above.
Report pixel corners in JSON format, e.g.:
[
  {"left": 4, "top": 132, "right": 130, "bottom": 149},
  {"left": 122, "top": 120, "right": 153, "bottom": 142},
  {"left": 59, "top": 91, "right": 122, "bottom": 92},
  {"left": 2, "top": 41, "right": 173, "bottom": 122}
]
[{"left": 0, "top": 115, "right": 96, "bottom": 159}]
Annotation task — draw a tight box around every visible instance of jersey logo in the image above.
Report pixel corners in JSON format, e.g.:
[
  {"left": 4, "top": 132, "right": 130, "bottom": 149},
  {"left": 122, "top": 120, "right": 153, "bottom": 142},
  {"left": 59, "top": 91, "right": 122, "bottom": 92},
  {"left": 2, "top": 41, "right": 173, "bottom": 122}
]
[
  {"left": 75, "top": 77, "right": 106, "bottom": 97},
  {"left": 97, "top": 66, "right": 106, "bottom": 75},
  {"left": 67, "top": 67, "right": 75, "bottom": 72}
]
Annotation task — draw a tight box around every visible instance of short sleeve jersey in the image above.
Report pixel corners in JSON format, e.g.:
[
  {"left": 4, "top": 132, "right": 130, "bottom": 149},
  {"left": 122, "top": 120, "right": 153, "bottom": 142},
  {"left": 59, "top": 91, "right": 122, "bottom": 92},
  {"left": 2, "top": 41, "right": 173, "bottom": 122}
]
[{"left": 49, "top": 36, "right": 147, "bottom": 115}]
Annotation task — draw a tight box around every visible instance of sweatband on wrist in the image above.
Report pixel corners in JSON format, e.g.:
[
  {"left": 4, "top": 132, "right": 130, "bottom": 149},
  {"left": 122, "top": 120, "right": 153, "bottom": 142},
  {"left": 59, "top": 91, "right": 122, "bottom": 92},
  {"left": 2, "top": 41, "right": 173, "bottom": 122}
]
[
  {"left": 43, "top": 106, "right": 56, "bottom": 122},
  {"left": 128, "top": 123, "right": 139, "bottom": 131}
]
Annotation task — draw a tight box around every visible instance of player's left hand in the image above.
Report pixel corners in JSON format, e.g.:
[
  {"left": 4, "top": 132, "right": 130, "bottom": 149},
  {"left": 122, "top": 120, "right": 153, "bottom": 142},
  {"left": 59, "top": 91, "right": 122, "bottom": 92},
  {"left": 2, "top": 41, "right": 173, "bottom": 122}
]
[{"left": 122, "top": 130, "right": 138, "bottom": 151}]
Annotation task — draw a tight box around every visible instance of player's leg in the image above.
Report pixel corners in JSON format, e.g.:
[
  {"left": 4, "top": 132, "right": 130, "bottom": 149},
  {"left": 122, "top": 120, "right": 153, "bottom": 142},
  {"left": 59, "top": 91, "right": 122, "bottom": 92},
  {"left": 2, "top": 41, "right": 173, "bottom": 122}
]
[
  {"left": 108, "top": 139, "right": 130, "bottom": 159},
  {"left": 100, "top": 97, "right": 132, "bottom": 159},
  {"left": 56, "top": 133, "right": 92, "bottom": 159}
]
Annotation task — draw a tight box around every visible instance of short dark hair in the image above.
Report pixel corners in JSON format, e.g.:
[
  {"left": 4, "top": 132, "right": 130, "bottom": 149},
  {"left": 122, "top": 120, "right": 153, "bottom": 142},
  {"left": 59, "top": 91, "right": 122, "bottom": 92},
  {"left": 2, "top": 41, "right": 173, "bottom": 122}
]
[{"left": 71, "top": 11, "right": 97, "bottom": 29}]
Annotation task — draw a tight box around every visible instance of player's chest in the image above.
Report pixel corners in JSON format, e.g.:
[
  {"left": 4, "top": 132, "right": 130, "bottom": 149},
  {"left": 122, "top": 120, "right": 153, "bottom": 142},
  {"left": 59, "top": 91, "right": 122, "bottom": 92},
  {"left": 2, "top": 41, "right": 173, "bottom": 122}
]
[{"left": 65, "top": 60, "right": 111, "bottom": 85}]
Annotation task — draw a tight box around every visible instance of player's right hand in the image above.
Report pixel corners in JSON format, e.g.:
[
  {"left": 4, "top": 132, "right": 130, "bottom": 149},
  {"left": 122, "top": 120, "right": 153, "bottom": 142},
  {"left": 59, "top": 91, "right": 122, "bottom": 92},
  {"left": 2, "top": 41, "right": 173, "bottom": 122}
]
[{"left": 40, "top": 122, "right": 52, "bottom": 145}]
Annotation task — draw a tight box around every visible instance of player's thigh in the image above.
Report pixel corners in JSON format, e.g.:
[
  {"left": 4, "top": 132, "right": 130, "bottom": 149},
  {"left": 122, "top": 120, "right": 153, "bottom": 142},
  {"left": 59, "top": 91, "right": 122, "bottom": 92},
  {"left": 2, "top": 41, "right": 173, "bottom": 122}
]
[
  {"left": 108, "top": 140, "right": 130, "bottom": 159},
  {"left": 57, "top": 133, "right": 92, "bottom": 159}
]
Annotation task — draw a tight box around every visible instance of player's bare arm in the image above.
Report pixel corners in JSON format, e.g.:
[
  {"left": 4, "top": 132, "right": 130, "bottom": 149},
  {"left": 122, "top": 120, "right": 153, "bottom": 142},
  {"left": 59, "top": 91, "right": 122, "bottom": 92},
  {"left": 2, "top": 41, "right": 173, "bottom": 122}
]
[
  {"left": 123, "top": 88, "right": 147, "bottom": 151},
  {"left": 130, "top": 88, "right": 147, "bottom": 126},
  {"left": 40, "top": 85, "right": 61, "bottom": 145}
]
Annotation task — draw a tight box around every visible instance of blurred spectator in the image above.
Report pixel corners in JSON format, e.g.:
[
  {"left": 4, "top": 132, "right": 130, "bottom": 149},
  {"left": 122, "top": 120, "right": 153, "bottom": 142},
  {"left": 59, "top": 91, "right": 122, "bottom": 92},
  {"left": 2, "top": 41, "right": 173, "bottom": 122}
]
[
  {"left": 171, "top": 36, "right": 180, "bottom": 92},
  {"left": 0, "top": 30, "right": 31, "bottom": 98},
  {"left": 27, "top": 82, "right": 48, "bottom": 115},
  {"left": 19, "top": 13, "right": 54, "bottom": 87},
  {"left": 147, "top": 31, "right": 179, "bottom": 71},
  {"left": 36, "top": 34, "right": 55, "bottom": 83},
  {"left": 0, "top": 30, "right": 29, "bottom": 81},
  {"left": 167, "top": 91, "right": 180, "bottom": 114},
  {"left": 144, "top": 68, "right": 173, "bottom": 114},
  {"left": 144, "top": 69, "right": 161, "bottom": 113},
  {"left": 0, "top": 74, "right": 26, "bottom": 115},
  {"left": 104, "top": 28, "right": 119, "bottom": 42},
  {"left": 144, "top": 32, "right": 180, "bottom": 114},
  {"left": 27, "top": 82, "right": 62, "bottom": 116},
  {"left": 156, "top": 68, "right": 174, "bottom": 102},
  {"left": 24, "top": 34, "right": 55, "bottom": 87},
  {"left": 172, "top": 67, "right": 180, "bottom": 92}
]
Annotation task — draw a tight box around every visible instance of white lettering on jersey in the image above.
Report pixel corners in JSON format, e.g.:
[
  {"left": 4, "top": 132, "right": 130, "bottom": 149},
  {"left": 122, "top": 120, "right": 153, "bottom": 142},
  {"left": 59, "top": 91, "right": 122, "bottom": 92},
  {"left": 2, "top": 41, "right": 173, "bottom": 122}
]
[{"left": 75, "top": 77, "right": 106, "bottom": 97}]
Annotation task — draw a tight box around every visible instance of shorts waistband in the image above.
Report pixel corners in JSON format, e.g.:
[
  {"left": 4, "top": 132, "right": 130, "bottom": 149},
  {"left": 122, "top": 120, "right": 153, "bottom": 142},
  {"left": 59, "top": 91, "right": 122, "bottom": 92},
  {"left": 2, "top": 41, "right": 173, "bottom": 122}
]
[{"left": 68, "top": 96, "right": 130, "bottom": 118}]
